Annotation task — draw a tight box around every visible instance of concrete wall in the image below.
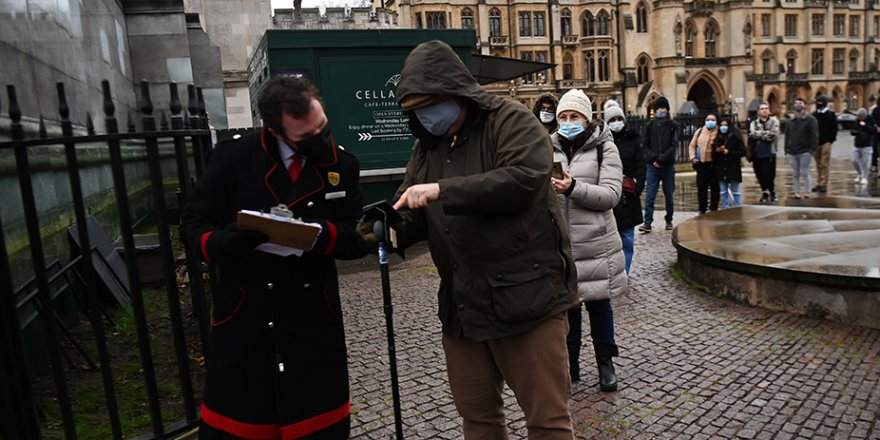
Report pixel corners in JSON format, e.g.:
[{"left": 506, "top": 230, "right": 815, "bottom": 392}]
[
  {"left": 678, "top": 250, "right": 880, "bottom": 330},
  {"left": 0, "top": 0, "right": 137, "bottom": 134}
]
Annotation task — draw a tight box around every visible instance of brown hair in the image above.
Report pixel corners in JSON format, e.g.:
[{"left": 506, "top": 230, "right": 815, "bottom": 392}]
[{"left": 258, "top": 76, "right": 322, "bottom": 132}]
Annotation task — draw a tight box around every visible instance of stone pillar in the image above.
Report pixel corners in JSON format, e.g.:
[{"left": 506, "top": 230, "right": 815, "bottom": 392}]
[
  {"left": 124, "top": 0, "right": 193, "bottom": 115},
  {"left": 478, "top": 0, "right": 489, "bottom": 55}
]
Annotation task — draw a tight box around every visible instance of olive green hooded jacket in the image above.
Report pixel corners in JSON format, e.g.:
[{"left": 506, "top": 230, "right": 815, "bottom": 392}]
[{"left": 394, "top": 40, "right": 578, "bottom": 342}]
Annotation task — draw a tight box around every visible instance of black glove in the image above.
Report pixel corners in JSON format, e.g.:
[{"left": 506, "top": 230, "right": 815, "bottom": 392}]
[
  {"left": 356, "top": 216, "right": 380, "bottom": 254},
  {"left": 208, "top": 224, "right": 269, "bottom": 264}
]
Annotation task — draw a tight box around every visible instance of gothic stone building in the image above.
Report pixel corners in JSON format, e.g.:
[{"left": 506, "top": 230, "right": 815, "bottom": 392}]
[{"left": 388, "top": 0, "right": 880, "bottom": 118}]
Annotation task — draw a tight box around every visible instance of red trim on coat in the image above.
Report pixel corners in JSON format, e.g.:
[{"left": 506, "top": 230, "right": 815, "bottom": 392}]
[
  {"left": 200, "top": 231, "right": 215, "bottom": 265},
  {"left": 211, "top": 287, "right": 247, "bottom": 327},
  {"left": 201, "top": 403, "right": 281, "bottom": 440},
  {"left": 320, "top": 221, "right": 337, "bottom": 256},
  {"left": 281, "top": 401, "right": 350, "bottom": 440}
]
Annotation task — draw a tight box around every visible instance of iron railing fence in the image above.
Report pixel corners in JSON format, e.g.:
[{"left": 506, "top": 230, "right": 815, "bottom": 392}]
[
  {"left": 0, "top": 80, "right": 213, "bottom": 440},
  {"left": 626, "top": 112, "right": 739, "bottom": 164}
]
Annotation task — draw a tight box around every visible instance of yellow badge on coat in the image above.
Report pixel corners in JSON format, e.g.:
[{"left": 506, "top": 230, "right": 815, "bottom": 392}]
[{"left": 328, "top": 172, "right": 341, "bottom": 186}]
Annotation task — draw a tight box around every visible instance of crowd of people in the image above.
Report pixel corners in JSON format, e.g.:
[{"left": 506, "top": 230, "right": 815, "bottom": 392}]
[{"left": 180, "top": 39, "right": 878, "bottom": 439}]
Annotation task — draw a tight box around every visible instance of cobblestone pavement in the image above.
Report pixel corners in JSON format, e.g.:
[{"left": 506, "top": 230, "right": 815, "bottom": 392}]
[{"left": 339, "top": 211, "right": 880, "bottom": 439}]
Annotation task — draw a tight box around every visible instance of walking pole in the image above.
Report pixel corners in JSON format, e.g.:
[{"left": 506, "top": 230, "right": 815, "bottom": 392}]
[{"left": 373, "top": 218, "right": 404, "bottom": 440}]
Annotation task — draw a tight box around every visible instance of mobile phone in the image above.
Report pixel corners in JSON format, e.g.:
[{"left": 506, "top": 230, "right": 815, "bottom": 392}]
[
  {"left": 362, "top": 200, "right": 403, "bottom": 225},
  {"left": 551, "top": 162, "right": 564, "bottom": 180}
]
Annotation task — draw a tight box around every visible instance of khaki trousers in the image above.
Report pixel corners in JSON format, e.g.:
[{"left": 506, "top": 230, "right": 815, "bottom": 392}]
[
  {"left": 442, "top": 313, "right": 574, "bottom": 440},
  {"left": 813, "top": 142, "right": 832, "bottom": 186}
]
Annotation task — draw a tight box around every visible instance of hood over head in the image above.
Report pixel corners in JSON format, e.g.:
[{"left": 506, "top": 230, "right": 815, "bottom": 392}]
[{"left": 397, "top": 40, "right": 500, "bottom": 112}]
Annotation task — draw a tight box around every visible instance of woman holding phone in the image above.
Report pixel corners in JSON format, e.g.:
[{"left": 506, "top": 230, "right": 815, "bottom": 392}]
[{"left": 549, "top": 89, "right": 627, "bottom": 391}]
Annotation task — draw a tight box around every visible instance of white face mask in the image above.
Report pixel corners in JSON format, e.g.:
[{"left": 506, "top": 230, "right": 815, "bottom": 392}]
[
  {"left": 539, "top": 111, "right": 555, "bottom": 124},
  {"left": 608, "top": 121, "right": 625, "bottom": 132}
]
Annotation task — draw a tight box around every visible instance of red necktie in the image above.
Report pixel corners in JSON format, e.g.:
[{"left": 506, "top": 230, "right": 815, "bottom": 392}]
[{"left": 287, "top": 153, "right": 302, "bottom": 183}]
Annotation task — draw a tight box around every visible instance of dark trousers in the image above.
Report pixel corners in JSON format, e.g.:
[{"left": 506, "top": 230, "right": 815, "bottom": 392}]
[
  {"left": 694, "top": 162, "right": 719, "bottom": 213},
  {"left": 644, "top": 164, "right": 675, "bottom": 226},
  {"left": 752, "top": 156, "right": 777, "bottom": 193},
  {"left": 566, "top": 299, "right": 615, "bottom": 347}
]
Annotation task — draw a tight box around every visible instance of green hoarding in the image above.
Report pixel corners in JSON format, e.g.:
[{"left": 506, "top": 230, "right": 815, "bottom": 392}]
[{"left": 248, "top": 30, "right": 477, "bottom": 201}]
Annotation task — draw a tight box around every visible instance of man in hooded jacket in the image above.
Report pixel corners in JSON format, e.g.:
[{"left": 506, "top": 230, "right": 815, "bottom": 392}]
[{"left": 387, "top": 40, "right": 579, "bottom": 439}]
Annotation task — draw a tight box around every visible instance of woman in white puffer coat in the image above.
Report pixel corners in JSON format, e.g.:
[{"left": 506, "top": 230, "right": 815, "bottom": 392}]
[{"left": 550, "top": 89, "right": 628, "bottom": 391}]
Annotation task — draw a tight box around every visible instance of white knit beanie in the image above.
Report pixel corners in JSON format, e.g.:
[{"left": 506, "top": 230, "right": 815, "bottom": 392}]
[
  {"left": 557, "top": 89, "right": 592, "bottom": 121},
  {"left": 603, "top": 100, "right": 625, "bottom": 123}
]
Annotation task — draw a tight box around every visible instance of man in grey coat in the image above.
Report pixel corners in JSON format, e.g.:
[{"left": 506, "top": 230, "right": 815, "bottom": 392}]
[
  {"left": 784, "top": 97, "right": 819, "bottom": 199},
  {"left": 388, "top": 40, "right": 579, "bottom": 439}
]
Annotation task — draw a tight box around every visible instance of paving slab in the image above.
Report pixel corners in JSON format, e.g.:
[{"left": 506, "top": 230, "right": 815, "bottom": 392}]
[{"left": 339, "top": 212, "right": 880, "bottom": 439}]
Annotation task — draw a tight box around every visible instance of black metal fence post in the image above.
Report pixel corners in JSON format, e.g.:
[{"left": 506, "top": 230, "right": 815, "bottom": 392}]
[
  {"left": 187, "top": 85, "right": 206, "bottom": 179},
  {"left": 139, "top": 81, "right": 197, "bottom": 422},
  {"left": 101, "top": 80, "right": 166, "bottom": 437},
  {"left": 169, "top": 83, "right": 211, "bottom": 361},
  {"left": 8, "top": 84, "right": 79, "bottom": 440},
  {"left": 0, "top": 210, "right": 41, "bottom": 440},
  {"left": 57, "top": 82, "right": 124, "bottom": 440}
]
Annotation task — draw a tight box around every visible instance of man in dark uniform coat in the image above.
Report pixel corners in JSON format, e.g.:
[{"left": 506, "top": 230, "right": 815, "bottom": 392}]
[{"left": 181, "top": 76, "right": 368, "bottom": 439}]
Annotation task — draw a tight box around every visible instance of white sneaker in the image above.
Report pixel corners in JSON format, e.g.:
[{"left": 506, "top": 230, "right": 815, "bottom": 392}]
[
  {"left": 854, "top": 176, "right": 862, "bottom": 183},
  {"left": 860, "top": 178, "right": 868, "bottom": 185}
]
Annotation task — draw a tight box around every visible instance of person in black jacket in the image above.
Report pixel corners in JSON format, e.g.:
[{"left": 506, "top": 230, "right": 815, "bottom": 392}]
[
  {"left": 604, "top": 100, "right": 645, "bottom": 273},
  {"left": 180, "top": 76, "right": 368, "bottom": 439},
  {"left": 533, "top": 93, "right": 559, "bottom": 134},
  {"left": 711, "top": 118, "right": 747, "bottom": 208},
  {"left": 811, "top": 95, "right": 837, "bottom": 193},
  {"left": 851, "top": 108, "right": 876, "bottom": 185},
  {"left": 639, "top": 96, "right": 677, "bottom": 233}
]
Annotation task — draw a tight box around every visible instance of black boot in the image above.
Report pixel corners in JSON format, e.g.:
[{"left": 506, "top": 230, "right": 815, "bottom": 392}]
[
  {"left": 567, "top": 344, "right": 581, "bottom": 382},
  {"left": 594, "top": 343, "right": 619, "bottom": 392}
]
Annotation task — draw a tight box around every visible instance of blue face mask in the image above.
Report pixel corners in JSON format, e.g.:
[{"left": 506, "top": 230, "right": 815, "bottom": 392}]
[
  {"left": 558, "top": 122, "right": 585, "bottom": 140},
  {"left": 414, "top": 99, "right": 462, "bottom": 136},
  {"left": 719, "top": 125, "right": 729, "bottom": 134},
  {"left": 705, "top": 120, "right": 717, "bottom": 130},
  {"left": 655, "top": 109, "right": 668, "bottom": 119}
]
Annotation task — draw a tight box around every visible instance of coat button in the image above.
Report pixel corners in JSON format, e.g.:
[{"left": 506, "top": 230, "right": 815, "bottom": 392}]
[
  {"left": 533, "top": 264, "right": 540, "bottom": 270},
  {"left": 267, "top": 282, "right": 274, "bottom": 289},
  {"left": 457, "top": 304, "right": 465, "bottom": 311},
  {"left": 495, "top": 273, "right": 504, "bottom": 280},
  {"left": 303, "top": 283, "right": 311, "bottom": 288},
  {"left": 446, "top": 159, "right": 452, "bottom": 164},
  {"left": 268, "top": 321, "right": 274, "bottom": 328},
  {"left": 307, "top": 201, "right": 315, "bottom": 207},
  {"left": 444, "top": 227, "right": 451, "bottom": 234}
]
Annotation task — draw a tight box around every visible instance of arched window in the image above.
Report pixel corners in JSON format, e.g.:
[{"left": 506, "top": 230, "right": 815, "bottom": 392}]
[
  {"left": 761, "top": 50, "right": 774, "bottom": 74},
  {"left": 849, "top": 49, "right": 860, "bottom": 72},
  {"left": 460, "top": 8, "right": 474, "bottom": 30},
  {"left": 598, "top": 49, "right": 610, "bottom": 81},
  {"left": 636, "top": 2, "right": 648, "bottom": 33},
  {"left": 705, "top": 20, "right": 718, "bottom": 58},
  {"left": 596, "top": 10, "right": 610, "bottom": 36},
  {"left": 561, "top": 9, "right": 572, "bottom": 36},
  {"left": 563, "top": 52, "right": 574, "bottom": 80},
  {"left": 582, "top": 11, "right": 595, "bottom": 37},
  {"left": 637, "top": 54, "right": 651, "bottom": 84},
  {"left": 685, "top": 22, "right": 695, "bottom": 57},
  {"left": 585, "top": 51, "right": 596, "bottom": 81},
  {"left": 875, "top": 49, "right": 880, "bottom": 69},
  {"left": 489, "top": 8, "right": 502, "bottom": 37},
  {"left": 786, "top": 49, "right": 798, "bottom": 74}
]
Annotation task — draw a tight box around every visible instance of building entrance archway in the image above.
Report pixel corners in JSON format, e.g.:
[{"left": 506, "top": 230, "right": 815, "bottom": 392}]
[{"left": 687, "top": 75, "right": 723, "bottom": 113}]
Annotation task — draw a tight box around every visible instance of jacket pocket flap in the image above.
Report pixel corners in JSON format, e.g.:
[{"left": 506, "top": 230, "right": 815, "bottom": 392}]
[{"left": 485, "top": 254, "right": 548, "bottom": 287}]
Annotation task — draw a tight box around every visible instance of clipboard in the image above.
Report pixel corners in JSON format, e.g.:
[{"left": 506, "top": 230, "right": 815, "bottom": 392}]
[{"left": 237, "top": 210, "right": 322, "bottom": 251}]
